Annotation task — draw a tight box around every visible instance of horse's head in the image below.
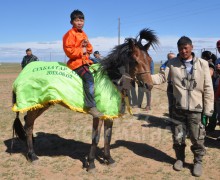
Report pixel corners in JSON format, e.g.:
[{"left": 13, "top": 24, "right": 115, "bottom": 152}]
[
  {"left": 126, "top": 29, "right": 159, "bottom": 90},
  {"left": 100, "top": 28, "right": 159, "bottom": 91}
]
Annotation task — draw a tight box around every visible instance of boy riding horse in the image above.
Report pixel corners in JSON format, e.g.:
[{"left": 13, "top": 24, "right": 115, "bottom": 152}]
[{"left": 63, "top": 9, "right": 103, "bottom": 119}]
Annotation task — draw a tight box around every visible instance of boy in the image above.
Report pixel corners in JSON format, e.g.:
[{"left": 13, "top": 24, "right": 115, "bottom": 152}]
[{"left": 63, "top": 9, "right": 103, "bottom": 118}]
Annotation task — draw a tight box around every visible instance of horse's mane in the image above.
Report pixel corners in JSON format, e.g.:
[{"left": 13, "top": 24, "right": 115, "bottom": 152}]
[
  {"left": 100, "top": 28, "right": 159, "bottom": 80},
  {"left": 137, "top": 28, "right": 159, "bottom": 50}
]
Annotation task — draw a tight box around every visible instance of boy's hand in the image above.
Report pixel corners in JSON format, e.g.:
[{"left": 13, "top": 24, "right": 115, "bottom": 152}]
[{"left": 81, "top": 40, "right": 88, "bottom": 47}]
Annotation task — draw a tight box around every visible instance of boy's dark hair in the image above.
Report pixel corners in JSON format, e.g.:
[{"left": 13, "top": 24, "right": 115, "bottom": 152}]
[
  {"left": 70, "top": 9, "right": 84, "bottom": 22},
  {"left": 94, "top": 51, "right": 99, "bottom": 55},
  {"left": 177, "top": 36, "right": 192, "bottom": 46}
]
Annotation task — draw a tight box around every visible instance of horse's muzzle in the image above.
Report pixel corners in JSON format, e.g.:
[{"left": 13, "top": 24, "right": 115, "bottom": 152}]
[{"left": 144, "top": 83, "right": 153, "bottom": 91}]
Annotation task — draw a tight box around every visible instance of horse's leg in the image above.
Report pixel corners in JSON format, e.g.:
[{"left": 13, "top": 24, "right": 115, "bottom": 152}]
[
  {"left": 103, "top": 119, "right": 115, "bottom": 165},
  {"left": 24, "top": 107, "right": 48, "bottom": 162},
  {"left": 87, "top": 117, "right": 103, "bottom": 171}
]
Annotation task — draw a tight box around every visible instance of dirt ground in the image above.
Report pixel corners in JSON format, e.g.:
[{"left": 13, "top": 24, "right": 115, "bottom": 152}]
[{"left": 0, "top": 63, "right": 220, "bottom": 180}]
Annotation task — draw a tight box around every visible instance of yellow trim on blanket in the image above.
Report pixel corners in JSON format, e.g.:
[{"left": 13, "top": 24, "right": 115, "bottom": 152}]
[{"left": 12, "top": 99, "right": 120, "bottom": 120}]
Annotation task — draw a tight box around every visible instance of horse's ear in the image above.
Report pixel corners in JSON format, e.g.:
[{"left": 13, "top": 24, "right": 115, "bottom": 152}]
[{"left": 127, "top": 38, "right": 136, "bottom": 50}]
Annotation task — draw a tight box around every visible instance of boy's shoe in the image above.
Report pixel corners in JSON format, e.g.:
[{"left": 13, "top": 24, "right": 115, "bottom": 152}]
[
  {"left": 173, "top": 160, "right": 184, "bottom": 171},
  {"left": 193, "top": 162, "right": 202, "bottom": 177},
  {"left": 88, "top": 107, "right": 103, "bottom": 119}
]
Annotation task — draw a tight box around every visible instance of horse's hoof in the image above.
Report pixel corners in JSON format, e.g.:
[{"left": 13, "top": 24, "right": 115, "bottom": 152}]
[
  {"left": 27, "top": 152, "right": 39, "bottom": 162},
  {"left": 86, "top": 161, "right": 96, "bottom": 172},
  {"left": 85, "top": 158, "right": 96, "bottom": 172},
  {"left": 104, "top": 156, "right": 116, "bottom": 166}
]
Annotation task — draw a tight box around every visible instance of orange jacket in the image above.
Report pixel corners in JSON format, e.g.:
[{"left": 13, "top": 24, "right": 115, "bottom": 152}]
[{"left": 63, "top": 27, "right": 93, "bottom": 70}]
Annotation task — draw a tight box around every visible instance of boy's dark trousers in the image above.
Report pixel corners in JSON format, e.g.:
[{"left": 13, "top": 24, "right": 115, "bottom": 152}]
[
  {"left": 74, "top": 65, "right": 96, "bottom": 108},
  {"left": 171, "top": 107, "right": 206, "bottom": 164}
]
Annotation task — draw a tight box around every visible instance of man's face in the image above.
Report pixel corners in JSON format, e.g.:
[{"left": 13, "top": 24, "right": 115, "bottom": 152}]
[
  {"left": 217, "top": 47, "right": 220, "bottom": 54},
  {"left": 26, "top": 50, "right": 32, "bottom": 56},
  {"left": 94, "top": 53, "right": 100, "bottom": 59},
  {"left": 72, "top": 18, "right": 84, "bottom": 30},
  {"left": 178, "top": 44, "right": 193, "bottom": 60}
]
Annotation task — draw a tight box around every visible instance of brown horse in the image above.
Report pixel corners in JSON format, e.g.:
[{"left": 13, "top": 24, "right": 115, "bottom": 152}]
[{"left": 12, "top": 28, "right": 158, "bottom": 171}]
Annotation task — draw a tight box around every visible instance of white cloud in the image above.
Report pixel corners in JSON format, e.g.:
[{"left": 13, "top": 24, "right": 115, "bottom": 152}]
[{"left": 0, "top": 36, "right": 219, "bottom": 62}]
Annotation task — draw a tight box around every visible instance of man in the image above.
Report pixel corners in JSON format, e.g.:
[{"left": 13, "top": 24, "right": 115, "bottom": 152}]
[
  {"left": 90, "top": 51, "right": 102, "bottom": 63},
  {"left": 152, "top": 36, "right": 214, "bottom": 177},
  {"left": 160, "top": 52, "right": 176, "bottom": 71},
  {"left": 215, "top": 40, "right": 220, "bottom": 140},
  {"left": 21, "top": 48, "right": 39, "bottom": 69},
  {"left": 201, "top": 51, "right": 217, "bottom": 131},
  {"left": 136, "top": 59, "right": 154, "bottom": 111},
  {"left": 215, "top": 40, "right": 220, "bottom": 65},
  {"left": 161, "top": 52, "right": 176, "bottom": 117}
]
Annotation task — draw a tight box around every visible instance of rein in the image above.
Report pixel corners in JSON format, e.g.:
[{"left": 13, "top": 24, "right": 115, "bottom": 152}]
[{"left": 82, "top": 55, "right": 97, "bottom": 72}]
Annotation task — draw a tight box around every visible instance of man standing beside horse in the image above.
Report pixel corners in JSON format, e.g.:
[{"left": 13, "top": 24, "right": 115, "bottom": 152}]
[{"left": 152, "top": 36, "right": 214, "bottom": 177}]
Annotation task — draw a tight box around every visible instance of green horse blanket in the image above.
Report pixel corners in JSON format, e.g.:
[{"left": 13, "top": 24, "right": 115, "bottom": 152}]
[{"left": 12, "top": 61, "right": 122, "bottom": 119}]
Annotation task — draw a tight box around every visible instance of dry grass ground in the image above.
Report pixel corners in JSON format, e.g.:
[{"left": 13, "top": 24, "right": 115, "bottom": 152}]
[{"left": 0, "top": 63, "right": 220, "bottom": 180}]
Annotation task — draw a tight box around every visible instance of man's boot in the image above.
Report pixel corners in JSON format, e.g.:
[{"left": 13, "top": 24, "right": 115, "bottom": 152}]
[
  {"left": 88, "top": 107, "right": 103, "bottom": 119},
  {"left": 173, "top": 144, "right": 185, "bottom": 171},
  {"left": 193, "top": 155, "right": 203, "bottom": 177}
]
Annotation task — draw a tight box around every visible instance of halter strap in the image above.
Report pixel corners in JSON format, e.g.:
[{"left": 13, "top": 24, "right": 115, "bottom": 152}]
[{"left": 135, "top": 70, "right": 151, "bottom": 75}]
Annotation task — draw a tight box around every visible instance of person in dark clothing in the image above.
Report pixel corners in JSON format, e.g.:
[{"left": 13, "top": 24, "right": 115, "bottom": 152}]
[
  {"left": 160, "top": 52, "right": 176, "bottom": 117},
  {"left": 137, "top": 60, "right": 154, "bottom": 111},
  {"left": 201, "top": 51, "right": 217, "bottom": 132},
  {"left": 21, "top": 48, "right": 39, "bottom": 69},
  {"left": 90, "top": 51, "right": 102, "bottom": 63}
]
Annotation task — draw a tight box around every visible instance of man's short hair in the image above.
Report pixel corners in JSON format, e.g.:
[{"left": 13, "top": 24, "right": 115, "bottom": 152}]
[
  {"left": 167, "top": 52, "right": 175, "bottom": 59},
  {"left": 70, "top": 9, "right": 84, "bottom": 22},
  {"left": 177, "top": 36, "right": 192, "bottom": 47},
  {"left": 93, "top": 51, "right": 99, "bottom": 55},
  {"left": 26, "top": 48, "right": 31, "bottom": 52}
]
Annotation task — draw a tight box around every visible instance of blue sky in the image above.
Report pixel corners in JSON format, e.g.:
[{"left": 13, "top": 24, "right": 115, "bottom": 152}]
[{"left": 0, "top": 0, "right": 219, "bottom": 62}]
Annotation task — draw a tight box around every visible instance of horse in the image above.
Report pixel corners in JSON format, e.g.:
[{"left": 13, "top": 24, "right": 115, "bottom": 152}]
[{"left": 12, "top": 28, "right": 159, "bottom": 171}]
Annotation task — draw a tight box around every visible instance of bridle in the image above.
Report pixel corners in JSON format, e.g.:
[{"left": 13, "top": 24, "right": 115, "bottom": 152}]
[
  {"left": 131, "top": 45, "right": 152, "bottom": 78},
  {"left": 122, "top": 45, "right": 152, "bottom": 87}
]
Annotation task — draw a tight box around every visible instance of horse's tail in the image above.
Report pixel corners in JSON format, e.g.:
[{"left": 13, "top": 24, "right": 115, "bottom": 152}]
[
  {"left": 13, "top": 113, "right": 26, "bottom": 142},
  {"left": 12, "top": 91, "right": 16, "bottom": 105},
  {"left": 12, "top": 91, "right": 26, "bottom": 142}
]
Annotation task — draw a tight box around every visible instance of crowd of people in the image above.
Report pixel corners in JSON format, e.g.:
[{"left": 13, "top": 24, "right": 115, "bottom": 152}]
[{"left": 20, "top": 9, "right": 220, "bottom": 177}]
